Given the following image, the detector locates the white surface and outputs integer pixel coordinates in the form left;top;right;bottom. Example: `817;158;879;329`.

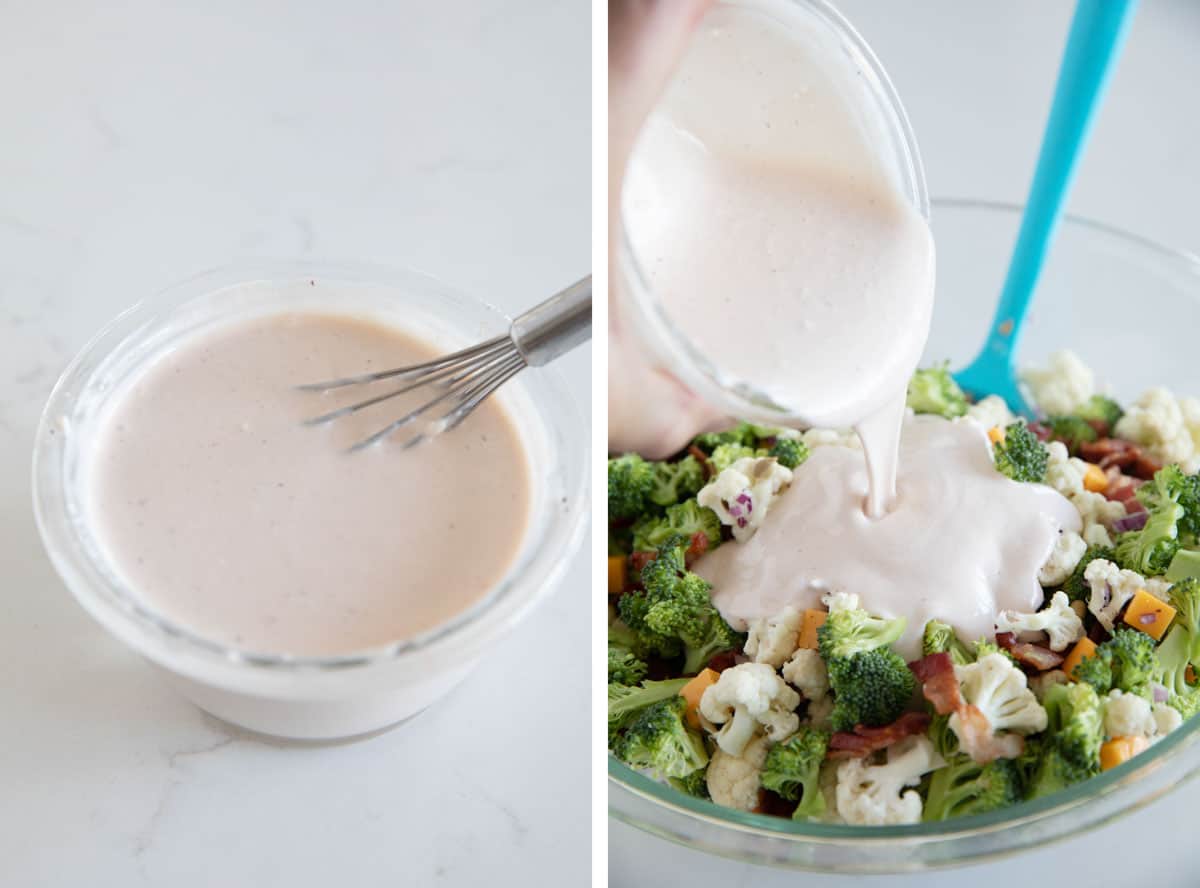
0;2;589;886
611;1;1200;885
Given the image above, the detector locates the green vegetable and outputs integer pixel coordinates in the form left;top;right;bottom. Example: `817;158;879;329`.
1076;394;1124;429
618;536;743;673
1070;627;1156;696
767;437;809;470
760;728;829;819
1063;544;1115;602
614;695;709;780
1045;415;1099;453
708;442;762;474
1114;465;1187;576
923;755;1021;821
608;454;656;521
1168;577;1200;638
825;647;917;732
922;620;973;666
1166;549;1200;583
693;422;761;452
973;637;1016;664
648;456;706;508
817;603;907;661
1024;682;1103;800
992;422;1049;484
669;765;711;799
928;713;960;760
608;677;691;741
632;500;723;553
608;645;649;685
906;364;969;418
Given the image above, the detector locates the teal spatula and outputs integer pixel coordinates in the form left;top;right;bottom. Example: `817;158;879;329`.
953;0;1137;415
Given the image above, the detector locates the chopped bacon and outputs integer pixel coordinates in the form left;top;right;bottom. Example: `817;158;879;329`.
827;712;932;759
1081;438;1162;480
995;632;1064;671
629;532;711;577
1086;418;1112;439
688;445;714;479
705;650;740;673
630;551;656;574
1132;453;1163;480
1104;467;1143;504
909;652;963;715
952;704;1025;762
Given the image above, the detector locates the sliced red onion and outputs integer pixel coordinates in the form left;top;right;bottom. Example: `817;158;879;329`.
1112;511;1149;533
1153;683;1169;703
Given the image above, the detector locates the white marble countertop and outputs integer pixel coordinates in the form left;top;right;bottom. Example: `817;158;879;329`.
0;2;589;886
612;1;1200;885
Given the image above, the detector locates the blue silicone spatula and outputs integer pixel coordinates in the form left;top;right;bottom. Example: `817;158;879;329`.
953;0;1137;415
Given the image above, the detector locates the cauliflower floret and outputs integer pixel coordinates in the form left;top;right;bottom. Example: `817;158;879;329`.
804;694;835;731
995;590;1084;652
801;427;861;450
1021;350;1095;416
1071;490;1126;548
1115;388;1196;467
1045;441;1087;496
964;395;1014;432
698;456;793;543
949;653;1048;761
698;663;801;756
1179;396;1200;468
744;606;804;668
782;648;830;701
1153;702;1184;738
835;736;943;826
1029;669;1069;702
706;734;770;811
1084;558;1171;630
1038;531;1088;588
821;590;860;613
1104;690;1156;739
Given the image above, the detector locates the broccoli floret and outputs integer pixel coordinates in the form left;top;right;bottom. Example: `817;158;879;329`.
608;645;649;685
826;648;917;732
1076;394;1124;429
1063;544;1115;601
608;454;656;521
928;713;960;759
709;442;762;474
817;603;907;661
1114;466;1187;576
760;728;829;819
1152;623;1195;700
618;536;743;673
669;765;711;800
693;422;761;452
648;456;706;508
1025;682;1103;800
767;437;809;470
608;677;692;741
614;695;709;780
631;500;722;553
973;637;1016;664
922;620;974;666
1071;627;1156;696
1045;415;1099;453
906;364;969;418
923;755;1021;821
1169;577;1200;636
992;422;1049;484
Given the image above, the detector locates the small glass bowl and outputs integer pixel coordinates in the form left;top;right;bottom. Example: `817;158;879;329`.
33;260;588;741
609;200;1200;871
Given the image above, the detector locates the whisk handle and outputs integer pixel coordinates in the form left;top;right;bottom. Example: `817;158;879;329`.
510;275;592;367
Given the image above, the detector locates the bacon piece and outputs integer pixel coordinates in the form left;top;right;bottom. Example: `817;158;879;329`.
952;704;1025;762
685;531;709;566
909;652;963;715
629;551;655;574
1132;453;1163;480
995;631;1064;671
827;712;932;759
1086;418;1112;439
705;650;740;673
1081;438;1160;479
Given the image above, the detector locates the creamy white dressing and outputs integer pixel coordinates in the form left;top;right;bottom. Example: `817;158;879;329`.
620;3;1082;644
697;417;1082;658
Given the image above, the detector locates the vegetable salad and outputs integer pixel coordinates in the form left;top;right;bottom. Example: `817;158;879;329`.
608;352;1200;825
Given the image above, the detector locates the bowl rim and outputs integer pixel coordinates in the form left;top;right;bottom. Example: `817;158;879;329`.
31;258;589;679
608;197;1200;852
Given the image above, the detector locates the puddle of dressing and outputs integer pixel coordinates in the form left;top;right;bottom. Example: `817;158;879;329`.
83;311;532;656
623;3;1080;644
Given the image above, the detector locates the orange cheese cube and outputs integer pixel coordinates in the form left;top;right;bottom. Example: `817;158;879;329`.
987;426;1005;445
1100;735;1151;771
608;555;627;595
680;669;720;728
1063;637;1098;679
1082;462;1109;493
1122;588;1176;640
797;609;828;650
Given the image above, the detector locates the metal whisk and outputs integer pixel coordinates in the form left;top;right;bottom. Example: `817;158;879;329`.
300;276;591;451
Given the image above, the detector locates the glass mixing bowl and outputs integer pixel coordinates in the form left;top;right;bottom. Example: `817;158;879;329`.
608;199;1200;871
